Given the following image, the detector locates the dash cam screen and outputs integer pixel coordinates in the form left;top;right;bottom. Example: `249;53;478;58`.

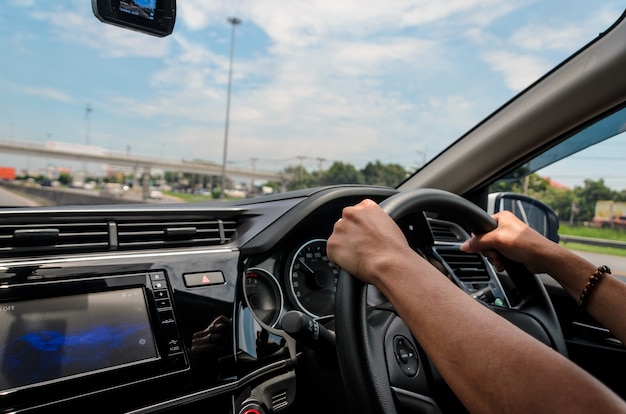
0;288;159;392
119;0;156;21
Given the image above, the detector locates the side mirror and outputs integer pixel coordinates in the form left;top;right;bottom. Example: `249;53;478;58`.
92;0;176;37
488;192;560;243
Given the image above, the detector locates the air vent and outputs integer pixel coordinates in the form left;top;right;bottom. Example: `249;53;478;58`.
429;220;467;243
117;218;238;250
0;221;110;257
436;247;490;282
0;211;241;258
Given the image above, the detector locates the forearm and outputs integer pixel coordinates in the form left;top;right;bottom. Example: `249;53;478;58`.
537;246;626;343
372;253;626;413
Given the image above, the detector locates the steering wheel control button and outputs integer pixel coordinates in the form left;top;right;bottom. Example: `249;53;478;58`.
183;271;225;287
393;335;419;377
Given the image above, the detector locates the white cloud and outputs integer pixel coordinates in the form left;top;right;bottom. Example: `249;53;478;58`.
511;23;588;52
8;0;34;6
401;0;517;27
327;38;435;76
479;7;621;94
511;6;623;53
29;8;171;59
23;87;73;102
483;50;550;92
177;0;516;50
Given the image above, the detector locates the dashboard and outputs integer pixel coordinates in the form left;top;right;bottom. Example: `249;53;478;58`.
0;185;510;413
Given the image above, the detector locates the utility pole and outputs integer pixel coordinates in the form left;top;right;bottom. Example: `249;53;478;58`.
297;155;306;182
220;16;242;198
250;157;257;193
316;157;326;185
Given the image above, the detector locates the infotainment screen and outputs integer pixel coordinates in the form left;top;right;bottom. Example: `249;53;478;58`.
0;287;159;392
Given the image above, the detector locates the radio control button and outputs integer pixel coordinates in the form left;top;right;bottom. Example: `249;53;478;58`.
152;280;166;290
159;309;175;325
150;271;166;281
154;290;169;300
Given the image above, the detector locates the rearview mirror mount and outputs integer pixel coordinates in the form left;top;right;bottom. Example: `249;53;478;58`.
92;0;176;37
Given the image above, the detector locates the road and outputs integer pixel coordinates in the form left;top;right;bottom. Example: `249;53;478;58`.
571;250;626;278
0;186;42;207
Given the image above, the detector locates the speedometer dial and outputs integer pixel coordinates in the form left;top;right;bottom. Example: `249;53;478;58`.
287;239;339;318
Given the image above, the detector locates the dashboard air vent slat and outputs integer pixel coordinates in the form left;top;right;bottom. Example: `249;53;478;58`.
436;247;490;282
429;221;465;243
0;212;240;258
117;218;237;249
0;222;109;257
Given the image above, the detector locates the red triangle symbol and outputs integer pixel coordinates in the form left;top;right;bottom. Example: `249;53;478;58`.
202;275;211;284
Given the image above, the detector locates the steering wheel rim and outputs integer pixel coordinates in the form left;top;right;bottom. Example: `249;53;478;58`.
334;188;567;414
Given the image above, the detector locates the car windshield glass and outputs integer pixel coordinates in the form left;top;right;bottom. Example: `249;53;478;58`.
0;1;623;206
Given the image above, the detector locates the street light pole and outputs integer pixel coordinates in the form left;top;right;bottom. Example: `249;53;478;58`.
220;16;242;198
83;104;93;180
85;104;93;146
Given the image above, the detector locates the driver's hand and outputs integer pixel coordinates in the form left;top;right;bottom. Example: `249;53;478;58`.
327;199;417;285
460;210;556;274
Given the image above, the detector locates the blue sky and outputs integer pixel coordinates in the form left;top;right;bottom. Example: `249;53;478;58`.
0;0;625;189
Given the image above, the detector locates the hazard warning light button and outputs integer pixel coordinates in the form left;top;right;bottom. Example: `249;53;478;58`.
183;271;226;287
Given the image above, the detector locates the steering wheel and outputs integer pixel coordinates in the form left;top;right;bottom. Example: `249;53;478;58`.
334;188;568;414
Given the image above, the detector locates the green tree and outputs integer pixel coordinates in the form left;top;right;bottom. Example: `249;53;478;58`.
284;165;317;190
489;178;524;194
574;179;613;222
541;186;575;222
361;160;407;187
526;174;550;195
58;172;72;186
321;162;363;185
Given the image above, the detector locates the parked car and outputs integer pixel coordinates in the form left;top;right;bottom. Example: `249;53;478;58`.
612;215;626;229
100;182;127;198
0;2;625;413
149;186;163;199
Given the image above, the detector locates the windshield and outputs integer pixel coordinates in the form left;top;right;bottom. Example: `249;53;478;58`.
0;1;623;206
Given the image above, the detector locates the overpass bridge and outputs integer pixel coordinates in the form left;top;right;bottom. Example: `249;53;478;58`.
0;139;288;196
0;140;284;180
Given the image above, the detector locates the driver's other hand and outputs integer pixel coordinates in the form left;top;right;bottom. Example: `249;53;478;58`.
327;199;415;285
460;210;554;274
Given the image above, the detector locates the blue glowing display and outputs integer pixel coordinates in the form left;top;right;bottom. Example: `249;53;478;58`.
0;288;158;391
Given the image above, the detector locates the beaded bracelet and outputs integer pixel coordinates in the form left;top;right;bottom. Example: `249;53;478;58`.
577;265;611;311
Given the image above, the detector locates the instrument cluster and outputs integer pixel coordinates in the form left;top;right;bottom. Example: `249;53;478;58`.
243;238;340;328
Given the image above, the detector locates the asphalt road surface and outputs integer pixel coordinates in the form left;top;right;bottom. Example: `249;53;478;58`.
571;250;626;278
0;186;41;207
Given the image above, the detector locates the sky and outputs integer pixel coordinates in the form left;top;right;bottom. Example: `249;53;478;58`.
0;0;625;190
